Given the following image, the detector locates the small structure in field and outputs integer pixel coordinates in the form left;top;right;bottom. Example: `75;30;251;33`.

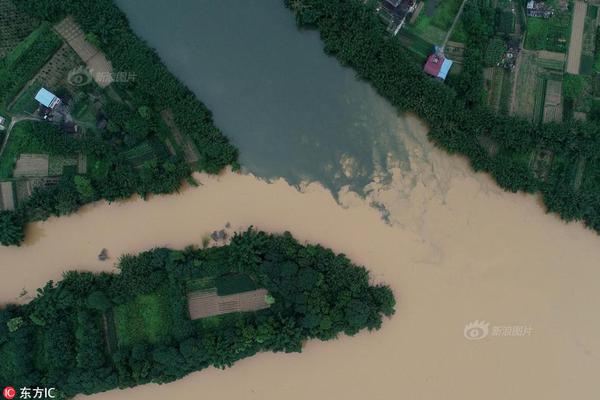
378;0;417;35
526;0;554;18
423;46;453;80
0;116;5;131
35;88;61;110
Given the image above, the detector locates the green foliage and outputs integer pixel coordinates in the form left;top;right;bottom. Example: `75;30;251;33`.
114;290;173;347
73;175;95;202
484;37;507;66
0;22;61;108
283;0;600;233
563;74;585;101
86;291;111;311
7;317;24;332
1;0;241;245
215;273;258;296
0;211;25;246
0;230;394;396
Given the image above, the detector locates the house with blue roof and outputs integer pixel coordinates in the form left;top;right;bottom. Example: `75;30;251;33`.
35;88;61;109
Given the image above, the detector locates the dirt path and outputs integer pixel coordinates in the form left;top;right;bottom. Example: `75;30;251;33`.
442;0;468;48
0;115;41;159
566;1;587;74
509;49;525;115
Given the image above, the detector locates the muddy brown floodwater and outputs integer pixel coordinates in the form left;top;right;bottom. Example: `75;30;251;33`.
1;116;600;399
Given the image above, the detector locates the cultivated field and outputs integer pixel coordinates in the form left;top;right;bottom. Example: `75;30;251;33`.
566;1;587;74
187;288;270;320
54;16;113;87
543;79;563;122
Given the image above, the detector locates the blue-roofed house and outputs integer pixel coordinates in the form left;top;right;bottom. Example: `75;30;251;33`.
35;88;61;109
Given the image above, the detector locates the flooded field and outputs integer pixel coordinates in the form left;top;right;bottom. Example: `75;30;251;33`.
1;116;599;399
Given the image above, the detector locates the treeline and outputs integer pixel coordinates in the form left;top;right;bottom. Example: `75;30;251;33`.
0;229;395;398
285;0;600;234
0;122;191;246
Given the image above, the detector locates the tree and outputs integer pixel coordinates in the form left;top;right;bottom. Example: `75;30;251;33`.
0;211;25;246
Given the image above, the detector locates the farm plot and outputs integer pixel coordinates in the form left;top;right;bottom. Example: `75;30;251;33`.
160;109;200;164
407;0;463;45
543;79;563;122
187;288;270;320
579;5;598;75
54;17;113;88
121;140;168;168
512;50;565;123
525;7;572;53
397;29;434;61
113;289;173;347
35;43;82;89
13;154;49;178
48;155;78;176
566;1;587;73
486;67;512;113
0;181;15;211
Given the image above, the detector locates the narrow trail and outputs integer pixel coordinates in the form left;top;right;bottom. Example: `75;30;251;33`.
442;0;469;49
0;115;42;160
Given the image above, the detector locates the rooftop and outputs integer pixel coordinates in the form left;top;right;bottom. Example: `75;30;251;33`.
35;88;61;109
424;47;454;80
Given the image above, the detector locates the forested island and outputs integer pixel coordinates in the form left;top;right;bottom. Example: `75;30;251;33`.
0;229;395;399
285;0;600;234
0;0;239;246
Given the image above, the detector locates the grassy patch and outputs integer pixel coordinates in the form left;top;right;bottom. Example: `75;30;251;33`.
186;276;216;292
113;289;173;347
7;80;42;114
0;121;47;178
524;19;549;50
397;29;434;61
121;141;158;167
429;0;463;31
524;10;571;52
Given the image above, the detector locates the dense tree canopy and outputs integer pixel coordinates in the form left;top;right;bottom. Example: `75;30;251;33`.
0;229;395;399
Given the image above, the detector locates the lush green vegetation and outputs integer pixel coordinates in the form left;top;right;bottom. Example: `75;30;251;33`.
0;22;61;109
13;0;239;173
523;8;571;53
286;0;600;234
0;0;241;246
0;229;395;398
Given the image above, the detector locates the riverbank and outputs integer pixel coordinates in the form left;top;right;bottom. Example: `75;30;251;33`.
1;116;599;399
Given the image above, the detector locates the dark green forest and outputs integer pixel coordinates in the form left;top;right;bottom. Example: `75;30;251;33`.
285;0;600;234
0;229;395;399
0;0;239;246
